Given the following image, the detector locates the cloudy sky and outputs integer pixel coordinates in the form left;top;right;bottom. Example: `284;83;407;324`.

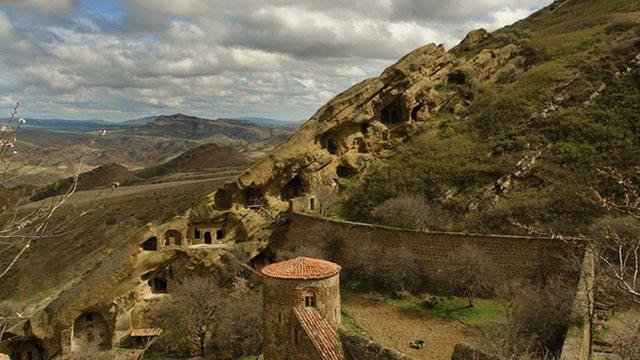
0;0;552;122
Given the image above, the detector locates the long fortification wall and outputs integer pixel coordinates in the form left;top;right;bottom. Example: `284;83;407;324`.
263;212;579;282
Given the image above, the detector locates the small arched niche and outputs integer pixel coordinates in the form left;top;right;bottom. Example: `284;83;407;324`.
72;312;111;352
141;237;158;251
164;230;182;246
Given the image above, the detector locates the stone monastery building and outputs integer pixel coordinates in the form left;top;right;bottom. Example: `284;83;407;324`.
262;257;344;360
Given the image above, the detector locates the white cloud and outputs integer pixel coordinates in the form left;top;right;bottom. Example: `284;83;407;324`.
0;0;553;121
0;11;12;34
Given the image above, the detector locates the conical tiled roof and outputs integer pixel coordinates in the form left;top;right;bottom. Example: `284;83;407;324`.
261;257;341;280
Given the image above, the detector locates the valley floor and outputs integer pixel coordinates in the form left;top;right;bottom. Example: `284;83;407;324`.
342;294;493;360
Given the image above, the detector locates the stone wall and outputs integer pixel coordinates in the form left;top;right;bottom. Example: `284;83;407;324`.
560;249;596;360
339;331;413;360
450;343;499;360
264;212;579;285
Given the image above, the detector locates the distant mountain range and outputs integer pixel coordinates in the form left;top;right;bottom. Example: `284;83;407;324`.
6;113;295;187
1;114;298;133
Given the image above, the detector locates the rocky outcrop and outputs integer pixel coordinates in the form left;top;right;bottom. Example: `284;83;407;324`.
191;33;534;258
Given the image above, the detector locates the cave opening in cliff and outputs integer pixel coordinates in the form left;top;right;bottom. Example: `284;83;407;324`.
320;134;338;155
337;164;357;178
142;237;158;251
360;123;370;134
447;70;467;85
381;102;404;124
245;187;265;206
281;174;306;200
149;277;168;294
216;229;224;240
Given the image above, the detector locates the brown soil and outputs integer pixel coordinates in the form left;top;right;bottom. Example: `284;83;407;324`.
343;296;490;360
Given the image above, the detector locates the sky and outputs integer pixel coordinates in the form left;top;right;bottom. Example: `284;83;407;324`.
0;0;552;122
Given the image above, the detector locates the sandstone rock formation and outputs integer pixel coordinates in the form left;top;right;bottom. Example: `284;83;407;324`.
190;33;534;258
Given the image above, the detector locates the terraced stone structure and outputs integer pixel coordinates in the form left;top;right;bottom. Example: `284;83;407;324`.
262;257;343;360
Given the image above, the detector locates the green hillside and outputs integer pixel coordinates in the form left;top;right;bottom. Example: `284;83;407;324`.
342;0;640;235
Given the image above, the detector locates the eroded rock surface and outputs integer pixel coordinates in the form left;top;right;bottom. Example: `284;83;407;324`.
192;34;534;258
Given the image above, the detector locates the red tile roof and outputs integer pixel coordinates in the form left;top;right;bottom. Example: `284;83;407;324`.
262;257;341;280
131;328;162;337
293;307;344;360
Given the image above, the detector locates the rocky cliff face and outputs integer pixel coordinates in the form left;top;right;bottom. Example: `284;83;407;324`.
188;34;534;256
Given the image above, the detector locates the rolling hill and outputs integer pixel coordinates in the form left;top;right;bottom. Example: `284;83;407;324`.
136;143;249;179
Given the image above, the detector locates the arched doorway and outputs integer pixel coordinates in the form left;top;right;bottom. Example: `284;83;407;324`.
204;231;212;244
72;312;111;352
164;230;182;246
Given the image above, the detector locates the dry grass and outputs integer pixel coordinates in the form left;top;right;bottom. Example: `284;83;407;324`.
0;174;237;309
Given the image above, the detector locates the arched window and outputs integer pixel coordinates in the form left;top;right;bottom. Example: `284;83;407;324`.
303;290;316;308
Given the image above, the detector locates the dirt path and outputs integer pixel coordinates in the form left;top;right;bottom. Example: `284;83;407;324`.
343;296;490;360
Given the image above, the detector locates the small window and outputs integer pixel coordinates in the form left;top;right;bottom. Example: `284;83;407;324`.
216;229;224;240
85;313;94;322
305;295;316;308
204;232;212;244
278;313;282;323
194;228;201;239
309;198;316;211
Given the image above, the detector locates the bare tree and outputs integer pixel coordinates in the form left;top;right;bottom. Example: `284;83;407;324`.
154;276;262;358
0;102;111;281
371;196;444;230
593;169;640;303
160;277;218;356
496;276;575;358
439;244;497;307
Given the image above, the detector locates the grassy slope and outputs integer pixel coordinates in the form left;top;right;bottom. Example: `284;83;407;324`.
342;0;640;235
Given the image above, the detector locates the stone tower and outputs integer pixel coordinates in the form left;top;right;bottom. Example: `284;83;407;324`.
262;257;343;360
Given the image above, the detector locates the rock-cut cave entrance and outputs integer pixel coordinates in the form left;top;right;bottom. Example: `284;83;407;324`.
380;101;404;125
281;174;306;200
142;237;158;251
